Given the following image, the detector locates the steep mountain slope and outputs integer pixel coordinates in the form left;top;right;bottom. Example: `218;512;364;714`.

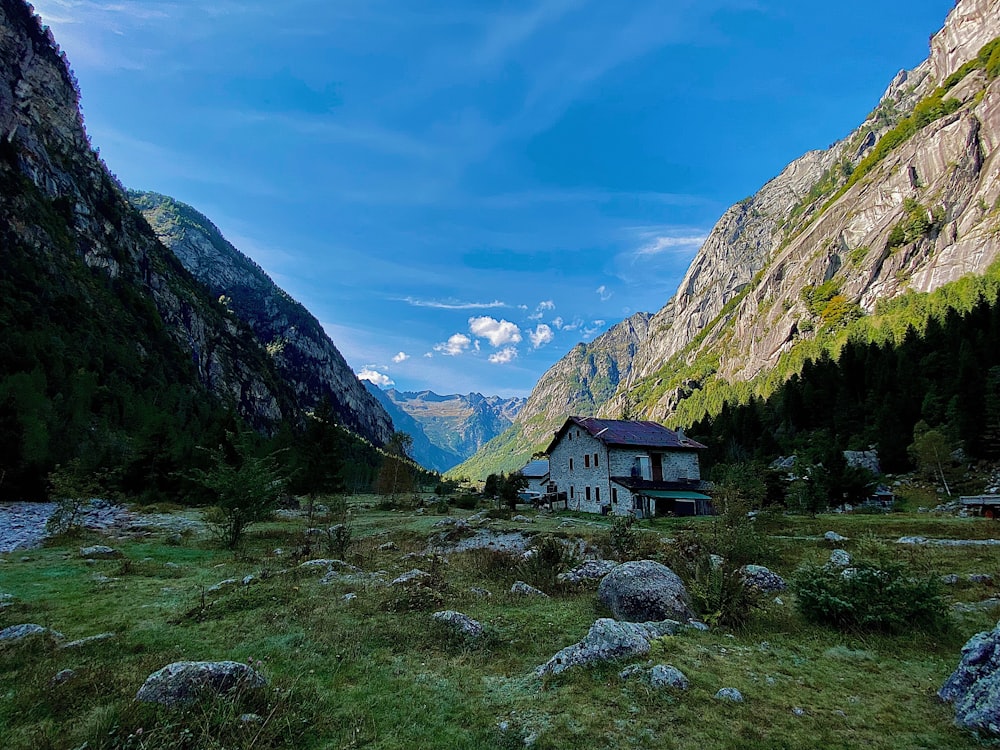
130;192;393;447
459;0;1000;479
362;383;464;472
450;312;650;478
0;0;302;494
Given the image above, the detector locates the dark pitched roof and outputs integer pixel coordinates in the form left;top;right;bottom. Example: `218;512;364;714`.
520;459;550;478
545;416;706;454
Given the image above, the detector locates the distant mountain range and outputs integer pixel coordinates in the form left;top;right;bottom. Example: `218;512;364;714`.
364;385;524;473
455;0;1000;479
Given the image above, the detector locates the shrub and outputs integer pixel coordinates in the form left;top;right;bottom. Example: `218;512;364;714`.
665;532;763;628
452;493;479;510
516;535;580;592
791;561;949;634
602;515;661;562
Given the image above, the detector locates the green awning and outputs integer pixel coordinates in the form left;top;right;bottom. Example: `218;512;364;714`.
640;490;711;501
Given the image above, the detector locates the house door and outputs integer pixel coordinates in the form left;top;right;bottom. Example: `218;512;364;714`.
650;453;663;482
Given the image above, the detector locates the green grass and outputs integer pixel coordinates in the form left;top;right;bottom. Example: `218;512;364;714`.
1;496;998;748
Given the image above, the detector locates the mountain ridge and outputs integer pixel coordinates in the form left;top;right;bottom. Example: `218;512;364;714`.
129;190;394;447
457;0;1000;479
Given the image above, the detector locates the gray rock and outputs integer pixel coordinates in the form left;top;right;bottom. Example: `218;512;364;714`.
650;664;689;690
828;549;851;568
597;560;694;622
969;574;994;585
0;623;63;642
135;661;267;707
537;618;680;676
512;515;533;523
942;574;961;585
206;578;238;593
939;622;1000;736
897;536;928;545
618;664;647;680
298;559;360;573
60;632;116;650
715;687;744;702
342;593;357;603
79;545;122;559
391;569;431;587
740;565;787;593
51;669;76;685
824;531;847;543
378;541;398;551
241;574;255;586
511;581;548;597
557;559;619;586
432;610;484;639
469;586;493;598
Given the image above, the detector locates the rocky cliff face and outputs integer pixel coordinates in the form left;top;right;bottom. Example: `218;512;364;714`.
130;192;394;447
460;0;1000;478
610;0;1000;421
0;0;295;428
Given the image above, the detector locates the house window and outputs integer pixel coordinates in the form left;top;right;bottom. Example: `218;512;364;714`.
569;458;574;471
612;487;618;504
570;486;574;499
584;454;590;468
594;453;599;467
585;486;591;502
595;486;601;503
631;456;652;481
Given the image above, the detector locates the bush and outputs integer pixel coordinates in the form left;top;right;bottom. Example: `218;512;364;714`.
791;561;949;634
665;532;763;628
452;493;480;510
516;535;580;592
602;515;661;561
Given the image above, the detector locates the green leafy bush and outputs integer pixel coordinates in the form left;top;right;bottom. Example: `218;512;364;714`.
791;561;949;633
666;533;763;628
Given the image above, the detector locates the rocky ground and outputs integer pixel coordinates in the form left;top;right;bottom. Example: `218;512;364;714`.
0;501;203;553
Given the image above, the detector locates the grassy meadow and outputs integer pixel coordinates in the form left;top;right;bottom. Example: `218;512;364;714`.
1;496;999;749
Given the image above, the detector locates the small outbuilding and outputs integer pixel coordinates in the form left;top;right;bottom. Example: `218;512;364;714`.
519;459;550;496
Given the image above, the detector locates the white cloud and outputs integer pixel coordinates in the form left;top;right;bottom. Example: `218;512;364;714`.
552;316;564;329
583;320;607;338
433;333;472;356
529;324;554;349
527;311;543;321
561;317;583;331
489;347;519;364
469;316;522;347
596;285;613;302
636;235;708;256
403;297;507;310
357;368;394;387
392;351;409;363
537;300;555;311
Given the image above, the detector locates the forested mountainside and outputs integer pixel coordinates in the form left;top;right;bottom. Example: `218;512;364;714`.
371;389;524;473
0;0;389;499
130;191;394;447
459;0;1000;480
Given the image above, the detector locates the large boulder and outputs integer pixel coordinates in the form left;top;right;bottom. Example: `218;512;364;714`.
741;565;787;593
557;560;619;586
135;661;267;707
0;623;63;642
939;622;1000;736
536;618;680;676
597;560;694;622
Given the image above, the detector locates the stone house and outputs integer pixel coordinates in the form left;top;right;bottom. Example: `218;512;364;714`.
544;416;711;517
519;459;550;495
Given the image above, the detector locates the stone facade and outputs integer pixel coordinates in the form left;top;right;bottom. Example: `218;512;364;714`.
548;423;702;516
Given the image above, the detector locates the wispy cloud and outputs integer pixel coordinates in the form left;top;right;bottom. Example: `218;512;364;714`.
596;285;613;302
392;351;409;363
402;297;508;310
469;316;522;347
636;234;708;256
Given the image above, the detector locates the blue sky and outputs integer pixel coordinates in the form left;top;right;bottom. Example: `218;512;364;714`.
34;0;952;397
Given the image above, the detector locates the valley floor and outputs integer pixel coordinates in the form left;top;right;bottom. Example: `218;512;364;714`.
1;497;998;749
